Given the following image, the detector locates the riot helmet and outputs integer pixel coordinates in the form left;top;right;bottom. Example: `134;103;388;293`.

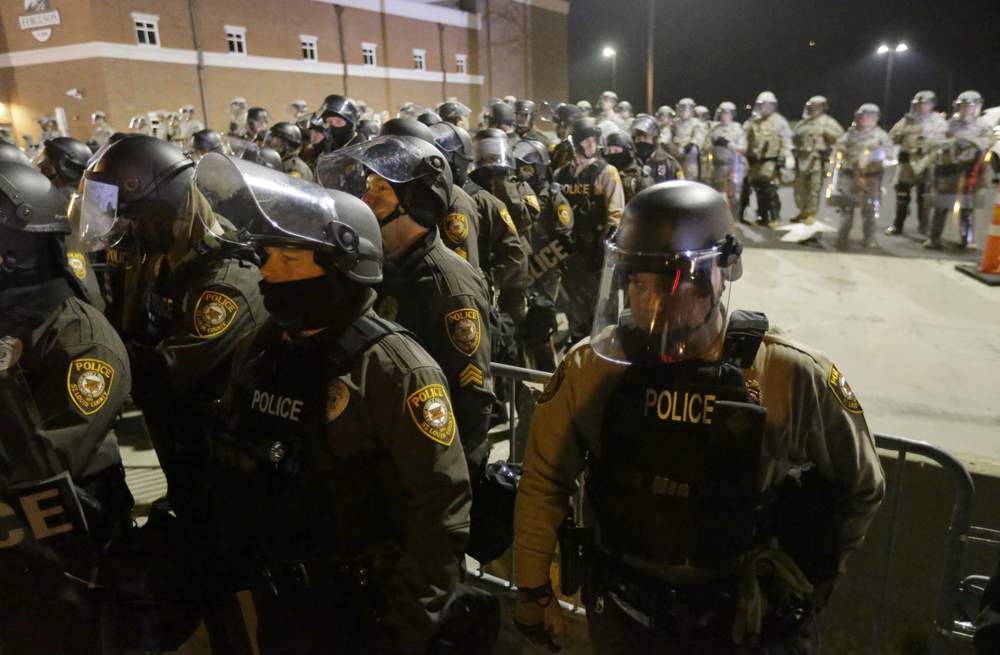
33;137;92;189
195;152;381;284
397;102;421;120
250;146;283;171
604;131;635;171
655;105;675;126
470;128;513;186
438;101;472;127
694;105;710;122
591;180;742;366
316;134;452;229
245;107;271;139
429;122;474;186
754;91;778;116
715;102;737;124
417;110;442;127
379;118;437;144
630;115;661;161
265;122;303;157
804;95;828;118
512;138;550;193
73;135;195;253
514;100;536;130
854;103;880;128
356;119;380;142
570;118;603;158
598;91;619;112
319;95;361;149
616;101;634;119
910;90;936;116
553;103;583;140
955;91;983;120
0;142;32;166
576;100;593;117
488;102;516;132
0;162;76;288
676;98;696;120
190;129;228;161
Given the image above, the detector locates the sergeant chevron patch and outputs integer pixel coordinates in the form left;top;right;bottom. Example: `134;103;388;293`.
458;363;484;388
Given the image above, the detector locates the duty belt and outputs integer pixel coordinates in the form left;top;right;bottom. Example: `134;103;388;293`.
260;545;399;598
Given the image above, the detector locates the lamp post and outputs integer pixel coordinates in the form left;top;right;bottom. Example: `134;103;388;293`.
876;41;908;115
602;46;617;91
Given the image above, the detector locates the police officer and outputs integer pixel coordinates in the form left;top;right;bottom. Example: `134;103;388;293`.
630;114;683;183
616;101;635;130
792;96;845;224
264;121;315;181
193;153;484;654
512;138;574;371
597;91;623;129
886;91;947;236
91;110;116;148
0;141;31;166
704;101;748;219
513;180;885;653
925;91;995;249
418;109;443;127
514;100;551;145
830;104;892;250
488;102;518;139
439;101;471;128
744;91;794;227
605;131;653;202
671;98;707;181
318;135;496;492
655;105;675;148
318;94;363;153
0;162;133;654
190;129;232;161
555;117;625;340
75;135;267;516
551;103;583;172
244;107;271;143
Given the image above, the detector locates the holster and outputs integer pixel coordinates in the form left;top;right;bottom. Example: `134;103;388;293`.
557;515;593;596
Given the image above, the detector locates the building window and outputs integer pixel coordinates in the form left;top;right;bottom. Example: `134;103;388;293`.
300;35;318;61
132;12;160;47
455;53;468;74
361;42;377;67
412;48;426;71
225;25;247;56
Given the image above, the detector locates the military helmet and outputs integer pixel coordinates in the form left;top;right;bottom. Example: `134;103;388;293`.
0;142;32;166
247;107;270;123
489;102;516;128
911;90;936;106
616;100;634;114
805;95;828;110
694;105;710;121
319;95;360;126
755;91;778;105
599;90;619;104
630;114;660;139
570;117;603;153
195;153;382;284
576;100;593;114
229;97;248;110
37;137;92;185
605;131;633;152
715;102;737;120
179;104;196;115
503;95;517;105
92;111;108;122
514;99;536;115
266;122;303;154
676;98;696;110
76;135;195;253
956;90;983;106
591;180;742;365
289;99;309;112
855;103;881;120
429;122;474;185
553;103;583;127
655;105;675;120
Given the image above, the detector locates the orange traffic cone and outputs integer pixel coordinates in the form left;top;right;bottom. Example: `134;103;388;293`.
956;181;1000;285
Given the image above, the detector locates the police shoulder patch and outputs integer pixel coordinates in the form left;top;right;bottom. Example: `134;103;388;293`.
537;358;567;405
445;307;482;356
556;203;572;226
828;364;862;414
454;246;468;260
406;383;456;446
525;193;540;212
66;251;88;280
193;289;239;338
499;207;518;235
444;212;469;244
326;379;350;423
67;357;115;415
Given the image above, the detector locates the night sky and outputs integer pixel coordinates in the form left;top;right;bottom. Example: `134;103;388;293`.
567;0;1000;125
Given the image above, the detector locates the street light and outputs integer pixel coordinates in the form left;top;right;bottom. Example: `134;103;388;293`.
876;41;909;116
602;45;618;91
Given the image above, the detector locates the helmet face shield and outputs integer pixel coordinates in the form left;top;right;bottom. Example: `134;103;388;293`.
70;178;127;252
473;134;512;170
591;243;733;366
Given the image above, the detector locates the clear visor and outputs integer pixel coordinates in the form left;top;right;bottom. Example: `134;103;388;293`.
591;243;733;366
316;135;444;192
195;152;346;250
474;136;512;169
69;178;126;252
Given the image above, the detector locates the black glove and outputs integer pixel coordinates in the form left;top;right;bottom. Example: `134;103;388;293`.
683;143;696;154
713;136;729;147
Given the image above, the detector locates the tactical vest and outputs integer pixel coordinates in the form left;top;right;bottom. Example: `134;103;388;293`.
557;160;608;269
587;311;772;570
206;314;407;570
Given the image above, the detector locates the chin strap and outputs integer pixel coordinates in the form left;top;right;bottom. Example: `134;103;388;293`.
379;204;406;229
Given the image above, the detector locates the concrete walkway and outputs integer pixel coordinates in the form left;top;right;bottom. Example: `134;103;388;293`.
737;247;1000;467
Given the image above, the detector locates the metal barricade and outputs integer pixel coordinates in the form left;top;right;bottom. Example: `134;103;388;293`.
485;365;995;648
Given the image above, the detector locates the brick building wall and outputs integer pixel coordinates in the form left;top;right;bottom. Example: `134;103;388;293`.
0;0;568;145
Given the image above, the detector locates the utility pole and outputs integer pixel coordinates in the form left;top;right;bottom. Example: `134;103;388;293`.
646;0;654;114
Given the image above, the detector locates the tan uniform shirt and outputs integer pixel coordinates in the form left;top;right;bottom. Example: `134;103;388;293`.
514;326;885;589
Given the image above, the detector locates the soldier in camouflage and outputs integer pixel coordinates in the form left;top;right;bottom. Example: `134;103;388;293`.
792;96;844;224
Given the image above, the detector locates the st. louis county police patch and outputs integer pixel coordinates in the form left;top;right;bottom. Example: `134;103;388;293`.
193;290;239;338
406;384;456;446
557;203;572;226
444;213;469;244
66;251;88;280
828;364;863;414
445;308;481;356
67;358;115;415
537;358;567;404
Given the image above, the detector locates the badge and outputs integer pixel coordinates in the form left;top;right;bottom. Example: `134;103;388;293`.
499;207;517;235
66;251;87;280
407;384;456;446
556;203;572;227
193;290;239;338
828;364;862;414
444;212;469;244
458;362;484;388
326;379;350;423
377;296;399;321
289;170;302;178
525;193;540;213
537;358;567;404
454;246;468;260
445;308;482;356
0;336;23;371
67;357;115;415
